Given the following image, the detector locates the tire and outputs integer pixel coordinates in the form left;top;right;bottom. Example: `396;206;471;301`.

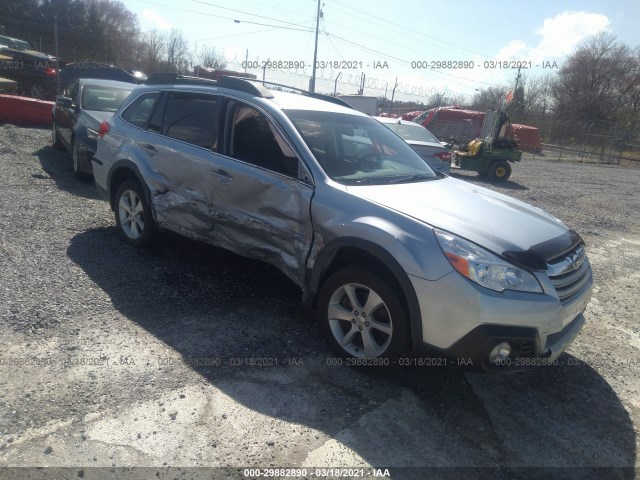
52;118;64;150
71;140;90;181
487;160;512;182
318;266;409;361
114;180;156;247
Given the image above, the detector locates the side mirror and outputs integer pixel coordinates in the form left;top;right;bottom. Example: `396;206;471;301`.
56;96;74;109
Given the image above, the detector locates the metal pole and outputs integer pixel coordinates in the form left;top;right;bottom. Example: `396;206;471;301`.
607;122;618;163
558;123;568;161
310;0;321;93
53;11;61;96
333;72;341;96
390;77;398;104
244;49;248;73
581;123;592;161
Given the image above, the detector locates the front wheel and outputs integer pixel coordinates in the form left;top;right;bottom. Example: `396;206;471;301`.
52;118;64;150
318;266;409;361
71;140;90;180
114;181;156;247
487;160;512;182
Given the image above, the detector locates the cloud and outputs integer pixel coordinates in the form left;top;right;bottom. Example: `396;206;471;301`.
532;11;610;60
496;40;528;60
142;8;173;31
495;11;610;64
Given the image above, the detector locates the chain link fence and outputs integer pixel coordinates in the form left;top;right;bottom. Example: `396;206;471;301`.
511;112;640;165
222;59;640;165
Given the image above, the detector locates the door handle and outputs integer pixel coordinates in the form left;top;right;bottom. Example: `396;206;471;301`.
141;143;158;156
212;168;233;183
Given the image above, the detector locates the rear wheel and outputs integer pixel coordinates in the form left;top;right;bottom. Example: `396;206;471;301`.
318;266;409;362
114;180;156;247
488;160;512;181
30;84;45;100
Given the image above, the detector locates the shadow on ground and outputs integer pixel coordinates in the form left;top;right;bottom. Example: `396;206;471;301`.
36;146;100;200
67;228;636;479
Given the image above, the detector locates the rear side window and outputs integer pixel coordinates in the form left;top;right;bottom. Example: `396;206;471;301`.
121;92;159;128
162;93;217;149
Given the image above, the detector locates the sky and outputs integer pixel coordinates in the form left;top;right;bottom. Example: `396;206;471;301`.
121;0;640;99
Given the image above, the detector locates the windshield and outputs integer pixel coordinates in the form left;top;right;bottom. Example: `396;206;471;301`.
384;122;440;144
285;110;437;185
81;85;133;112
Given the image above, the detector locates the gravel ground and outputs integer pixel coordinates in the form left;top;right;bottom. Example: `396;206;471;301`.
0;124;639;480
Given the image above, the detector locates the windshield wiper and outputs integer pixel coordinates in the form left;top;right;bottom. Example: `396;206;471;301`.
386;174;436;184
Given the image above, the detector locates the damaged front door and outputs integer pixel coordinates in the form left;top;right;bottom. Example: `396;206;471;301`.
207;100;314;286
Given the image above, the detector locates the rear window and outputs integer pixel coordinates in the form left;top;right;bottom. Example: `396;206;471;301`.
384;122;440;144
81;85;133;112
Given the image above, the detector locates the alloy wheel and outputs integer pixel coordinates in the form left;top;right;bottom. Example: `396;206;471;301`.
327;282;393;358
118;190;145;240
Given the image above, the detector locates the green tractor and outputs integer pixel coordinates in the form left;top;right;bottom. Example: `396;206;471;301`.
451;110;522;182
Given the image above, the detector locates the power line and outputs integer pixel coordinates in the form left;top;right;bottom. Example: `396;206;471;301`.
327;32;497;87
329;0;494;60
128;0;315;32
188;0;311;28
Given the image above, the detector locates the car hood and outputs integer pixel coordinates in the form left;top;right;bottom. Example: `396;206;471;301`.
346;176;569;260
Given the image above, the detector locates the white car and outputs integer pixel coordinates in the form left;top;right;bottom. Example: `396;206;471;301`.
375;116;451;174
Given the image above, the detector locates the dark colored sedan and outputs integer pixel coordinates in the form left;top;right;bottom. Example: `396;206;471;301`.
52;78;134;178
0;49;59;99
59;62;147;91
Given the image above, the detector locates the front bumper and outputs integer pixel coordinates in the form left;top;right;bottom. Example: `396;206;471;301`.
409;267;592;371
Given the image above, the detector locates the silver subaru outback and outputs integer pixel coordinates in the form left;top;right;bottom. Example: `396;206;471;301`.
92;75;592;371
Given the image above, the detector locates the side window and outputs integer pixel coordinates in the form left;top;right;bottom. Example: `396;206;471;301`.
162;93;217;149
229;104;298;177
121;92;159;128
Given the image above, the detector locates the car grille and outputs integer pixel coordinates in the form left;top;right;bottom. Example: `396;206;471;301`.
547;244;592;304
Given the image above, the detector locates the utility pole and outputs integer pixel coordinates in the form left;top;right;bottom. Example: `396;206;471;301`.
310;0;321;92
53;10;61;96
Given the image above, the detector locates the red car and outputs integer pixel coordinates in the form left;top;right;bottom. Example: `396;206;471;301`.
401;110;425;121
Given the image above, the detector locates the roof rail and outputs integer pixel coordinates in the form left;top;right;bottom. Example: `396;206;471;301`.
217;76;274;98
143;73;353;108
145;73;217;86
255;80;353;109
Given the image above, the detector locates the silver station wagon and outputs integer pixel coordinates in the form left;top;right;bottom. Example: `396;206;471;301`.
92;75;592;371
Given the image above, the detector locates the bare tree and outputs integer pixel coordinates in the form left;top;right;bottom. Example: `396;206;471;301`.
84;0;140;66
551;32;635;122
165;28;191;73
140;29;165;73
470;85;507;111
197;45;227;69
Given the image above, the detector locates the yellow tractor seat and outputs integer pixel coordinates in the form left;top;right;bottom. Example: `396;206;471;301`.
454;139;484;158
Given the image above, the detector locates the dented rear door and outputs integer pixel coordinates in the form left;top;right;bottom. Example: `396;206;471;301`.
140;91;220;238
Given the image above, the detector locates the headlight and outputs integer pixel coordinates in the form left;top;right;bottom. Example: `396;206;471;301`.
86;126;99;141
434;229;542;293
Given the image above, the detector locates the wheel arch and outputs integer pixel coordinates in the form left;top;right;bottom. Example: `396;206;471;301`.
107;160;152;212
304;237;423;346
